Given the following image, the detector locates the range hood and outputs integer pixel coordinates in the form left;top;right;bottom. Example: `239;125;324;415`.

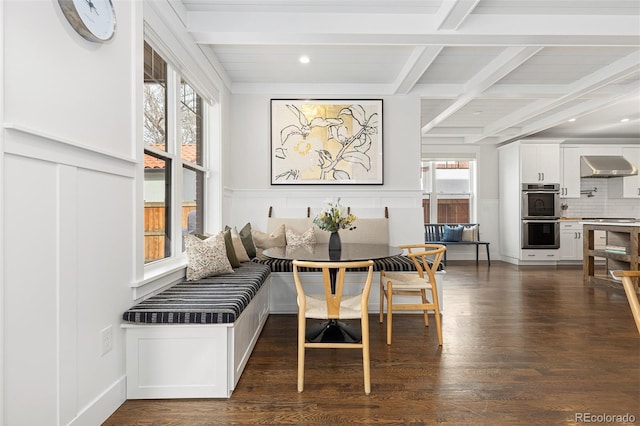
580;155;638;178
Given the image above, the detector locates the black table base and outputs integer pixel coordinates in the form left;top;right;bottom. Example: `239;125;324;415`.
306;319;362;343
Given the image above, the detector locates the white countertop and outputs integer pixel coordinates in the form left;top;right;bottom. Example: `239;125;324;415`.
580;221;640;227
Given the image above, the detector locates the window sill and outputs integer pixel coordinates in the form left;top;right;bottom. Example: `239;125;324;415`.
131;255;187;301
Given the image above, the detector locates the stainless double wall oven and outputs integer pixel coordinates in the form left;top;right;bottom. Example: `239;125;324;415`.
521;183;560;249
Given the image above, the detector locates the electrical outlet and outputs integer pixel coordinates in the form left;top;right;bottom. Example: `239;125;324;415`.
100;325;113;356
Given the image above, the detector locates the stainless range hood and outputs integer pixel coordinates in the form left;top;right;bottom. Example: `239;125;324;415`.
580;155;638;178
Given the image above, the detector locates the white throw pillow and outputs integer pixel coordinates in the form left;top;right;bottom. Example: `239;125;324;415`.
184;233;234;281
461;225;479;242
286;227;316;246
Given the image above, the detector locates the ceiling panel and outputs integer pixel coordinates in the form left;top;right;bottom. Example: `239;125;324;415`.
437;99;535;127
498;47;640;85
417;47;506;84
211;45;414;84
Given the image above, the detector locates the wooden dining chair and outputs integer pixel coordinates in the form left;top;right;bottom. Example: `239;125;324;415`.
379;244;446;346
292;259;375;394
613;271;640;335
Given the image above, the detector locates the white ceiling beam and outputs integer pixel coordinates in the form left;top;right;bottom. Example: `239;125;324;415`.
421;46;543;133
436;0;481;30
393;46;443;94
186;11;640;45
411;84;465;97
393;0;479;94
190;32;639;46
415;83;634;99
425;127;485;135
465;52;640;143
229;82;395;95
490;93;636;145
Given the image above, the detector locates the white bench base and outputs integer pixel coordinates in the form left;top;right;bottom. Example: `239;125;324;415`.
122;278;270;399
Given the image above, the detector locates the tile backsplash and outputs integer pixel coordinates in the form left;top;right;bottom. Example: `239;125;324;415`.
560;179;640;219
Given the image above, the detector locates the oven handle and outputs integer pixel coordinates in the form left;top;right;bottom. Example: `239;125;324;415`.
522;190;560;194
522;220;559;224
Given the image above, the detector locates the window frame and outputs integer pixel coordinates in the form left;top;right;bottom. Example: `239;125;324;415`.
141;41;211;274
422;159;477;224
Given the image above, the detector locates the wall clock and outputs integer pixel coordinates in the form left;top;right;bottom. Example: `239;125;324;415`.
58;0;116;43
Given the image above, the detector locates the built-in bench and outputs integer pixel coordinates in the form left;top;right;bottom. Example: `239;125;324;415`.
122;261;271;399
424;223;490;266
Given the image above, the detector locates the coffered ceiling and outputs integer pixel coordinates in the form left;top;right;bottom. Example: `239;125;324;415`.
172;0;640;145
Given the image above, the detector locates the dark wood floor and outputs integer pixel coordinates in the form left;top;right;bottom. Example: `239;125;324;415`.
105;262;640;425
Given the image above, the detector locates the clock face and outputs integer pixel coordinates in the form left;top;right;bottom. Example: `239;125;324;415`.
59;0;116;43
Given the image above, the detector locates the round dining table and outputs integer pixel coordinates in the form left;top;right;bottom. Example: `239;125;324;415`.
262;243;403;343
262;243;402;263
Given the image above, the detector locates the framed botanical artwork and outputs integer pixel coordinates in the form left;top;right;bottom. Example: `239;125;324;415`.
270;99;383;185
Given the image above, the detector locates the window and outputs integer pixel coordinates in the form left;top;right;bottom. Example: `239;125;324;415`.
422;160;476;224
143;42;207;264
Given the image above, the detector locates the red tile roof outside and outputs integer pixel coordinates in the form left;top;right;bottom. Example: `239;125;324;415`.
145;144;197;169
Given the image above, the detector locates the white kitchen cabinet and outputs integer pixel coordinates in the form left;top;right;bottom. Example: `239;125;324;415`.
521;249;559;261
560;147;582;198
499;141;562;265
521;144;560;184
559;221;582;261
610;147;640;198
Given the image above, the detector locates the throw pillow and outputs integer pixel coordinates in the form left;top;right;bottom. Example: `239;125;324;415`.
184;233;234;281
252;224;286;259
223;228;241;268
239;222;257;258
461;225;479;242
252;224;286;249
442;225;464;242
286;227;316;246
231;227;251;262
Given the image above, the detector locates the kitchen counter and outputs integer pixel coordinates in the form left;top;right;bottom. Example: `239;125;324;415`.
581;221;640;226
582;223;639;293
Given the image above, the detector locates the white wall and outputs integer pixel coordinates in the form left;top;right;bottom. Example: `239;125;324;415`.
224;94;426;246
1;1;138;424
2;1;225;423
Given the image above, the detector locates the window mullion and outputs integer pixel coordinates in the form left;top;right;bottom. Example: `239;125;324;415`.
166;66;183;257
429;162;438;222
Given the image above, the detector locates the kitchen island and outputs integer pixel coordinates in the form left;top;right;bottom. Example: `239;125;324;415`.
582;221;640;292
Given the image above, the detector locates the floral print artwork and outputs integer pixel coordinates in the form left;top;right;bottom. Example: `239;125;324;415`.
271;99;383;184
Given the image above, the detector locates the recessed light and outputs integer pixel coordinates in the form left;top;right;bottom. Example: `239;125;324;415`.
568;118;576;122
620;118;630;123
299;55;310;64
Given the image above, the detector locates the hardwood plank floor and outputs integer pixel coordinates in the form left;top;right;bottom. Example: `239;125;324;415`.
105;262;640;425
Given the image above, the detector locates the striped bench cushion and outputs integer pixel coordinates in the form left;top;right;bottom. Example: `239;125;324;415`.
122;262;271;324
252;254;438;273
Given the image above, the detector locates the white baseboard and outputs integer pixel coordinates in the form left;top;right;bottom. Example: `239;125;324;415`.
67;375;126;426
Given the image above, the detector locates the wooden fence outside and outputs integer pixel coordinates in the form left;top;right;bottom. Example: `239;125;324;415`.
145;203;196;263
423;198;470;224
